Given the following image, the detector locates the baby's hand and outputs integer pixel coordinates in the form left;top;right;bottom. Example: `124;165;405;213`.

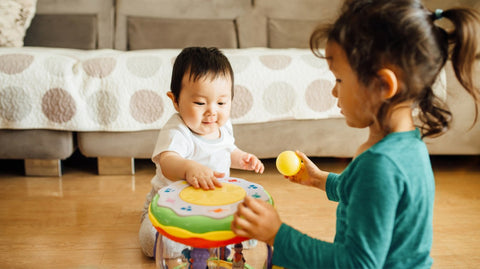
185;161;224;190
241;153;265;174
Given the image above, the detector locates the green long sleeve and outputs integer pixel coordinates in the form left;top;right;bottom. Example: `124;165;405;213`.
272;129;434;269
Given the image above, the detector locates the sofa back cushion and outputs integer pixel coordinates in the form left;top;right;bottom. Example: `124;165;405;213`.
115;0;252;50
23;0;114;49
24;14;97;49
267;19;319;48
127;17;237;50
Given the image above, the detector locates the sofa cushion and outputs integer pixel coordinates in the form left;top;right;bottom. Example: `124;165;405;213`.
0;0;36;47
268;18;319;48
127;17;238;50
78;130;158;158
0;129;74;159
24;14;97;49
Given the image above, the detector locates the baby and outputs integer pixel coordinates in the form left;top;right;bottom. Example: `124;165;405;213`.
139;47;264;258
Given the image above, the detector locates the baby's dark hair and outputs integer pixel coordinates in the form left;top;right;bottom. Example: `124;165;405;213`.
170;47;234;101
310;0;480;138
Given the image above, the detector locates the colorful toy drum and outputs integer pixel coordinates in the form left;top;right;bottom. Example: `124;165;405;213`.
149;177;274;269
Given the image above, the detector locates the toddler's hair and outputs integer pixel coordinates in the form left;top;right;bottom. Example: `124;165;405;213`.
170;47;234;101
310;0;480;137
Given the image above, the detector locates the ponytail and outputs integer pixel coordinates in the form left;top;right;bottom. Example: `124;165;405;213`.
441;8;480;122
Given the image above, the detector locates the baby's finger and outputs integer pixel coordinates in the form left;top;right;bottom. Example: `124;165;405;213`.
253;163;261;173
197;178;212;190
189;177;200;189
213;171;225;179
211;176;223;188
257;163;265;174
208;176;221;189
243;154;252;163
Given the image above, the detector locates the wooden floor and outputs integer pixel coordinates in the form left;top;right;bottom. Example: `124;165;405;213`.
0;153;479;268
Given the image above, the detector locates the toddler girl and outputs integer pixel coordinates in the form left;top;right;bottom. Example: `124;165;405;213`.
232;0;480;268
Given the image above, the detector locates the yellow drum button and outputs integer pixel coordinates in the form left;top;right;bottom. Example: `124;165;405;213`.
179;183;246;206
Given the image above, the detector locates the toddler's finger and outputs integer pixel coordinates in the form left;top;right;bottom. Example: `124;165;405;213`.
243;196;268;215
295;150;307;162
231;217;251;238
296;150;314;167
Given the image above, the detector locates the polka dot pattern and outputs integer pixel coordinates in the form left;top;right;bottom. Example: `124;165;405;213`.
263;82;296;115
8;48;441;131
87;90;119;125
41;88;76;123
301;54;328;69
305;79;336;112
231;85;253;119
0;86;32;121
0;54;34;74
259;55;292;70
130;90;164;124
82;57;116;78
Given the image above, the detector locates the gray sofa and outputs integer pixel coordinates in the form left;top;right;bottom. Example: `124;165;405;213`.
1;0;479;176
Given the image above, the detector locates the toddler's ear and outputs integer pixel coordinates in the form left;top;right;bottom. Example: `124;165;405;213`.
377;68;398;99
167;92;180;112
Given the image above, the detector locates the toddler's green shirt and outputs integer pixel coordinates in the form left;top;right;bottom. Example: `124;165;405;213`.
273;129;434;268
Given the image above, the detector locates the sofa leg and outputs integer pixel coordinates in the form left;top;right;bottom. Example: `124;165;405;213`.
24;159;62;177
97;157;135;175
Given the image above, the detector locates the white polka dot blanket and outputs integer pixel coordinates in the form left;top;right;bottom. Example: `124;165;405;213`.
0;47;445;131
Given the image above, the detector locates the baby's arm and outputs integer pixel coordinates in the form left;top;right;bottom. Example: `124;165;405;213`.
158;151;224;190
230;148;264;174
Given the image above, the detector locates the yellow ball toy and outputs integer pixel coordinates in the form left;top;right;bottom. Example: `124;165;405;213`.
276;150;302;176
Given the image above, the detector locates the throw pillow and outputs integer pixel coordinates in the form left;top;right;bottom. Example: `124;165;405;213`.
0;0;37;47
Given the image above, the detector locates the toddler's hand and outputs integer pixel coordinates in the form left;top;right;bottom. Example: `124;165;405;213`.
241;153;265;174
185;161;224;190
285;151;316;186
231;196;281;246
285;151;329;191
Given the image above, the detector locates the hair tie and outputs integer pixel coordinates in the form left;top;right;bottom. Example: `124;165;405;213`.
433;9;444;20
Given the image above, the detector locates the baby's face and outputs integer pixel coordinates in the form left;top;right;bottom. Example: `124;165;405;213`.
174;73;232;139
